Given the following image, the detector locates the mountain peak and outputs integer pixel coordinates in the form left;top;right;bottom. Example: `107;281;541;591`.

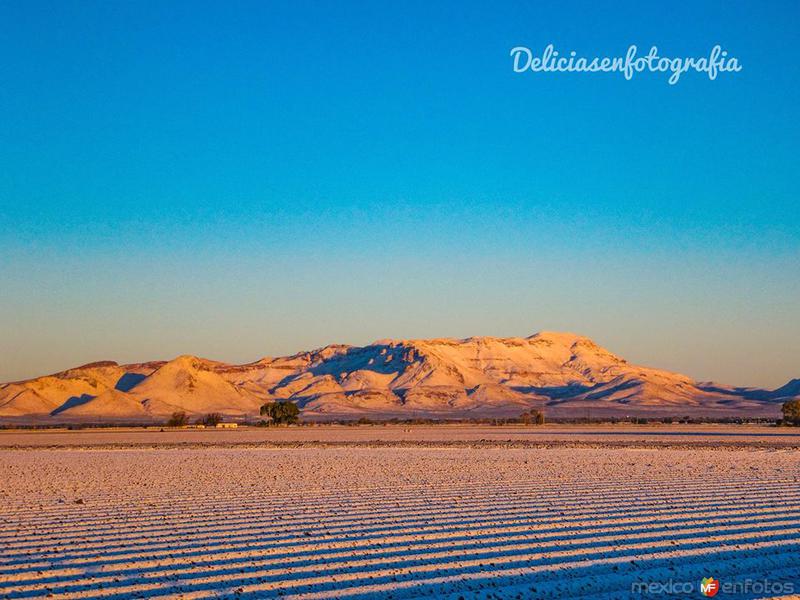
527;331;593;346
160;355;215;372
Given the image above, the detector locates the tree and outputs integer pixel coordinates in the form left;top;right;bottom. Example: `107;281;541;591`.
260;401;300;425
520;409;545;425
782;399;800;425
201;413;223;427
167;411;188;427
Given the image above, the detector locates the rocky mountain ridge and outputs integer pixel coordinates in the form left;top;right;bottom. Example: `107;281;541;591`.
1;332;794;421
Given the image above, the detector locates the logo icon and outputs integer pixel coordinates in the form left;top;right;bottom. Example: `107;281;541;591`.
700;577;720;597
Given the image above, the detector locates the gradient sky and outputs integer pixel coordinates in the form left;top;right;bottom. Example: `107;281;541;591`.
1;0;798;387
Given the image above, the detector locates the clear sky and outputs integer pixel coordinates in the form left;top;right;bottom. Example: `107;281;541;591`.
1;0;798;387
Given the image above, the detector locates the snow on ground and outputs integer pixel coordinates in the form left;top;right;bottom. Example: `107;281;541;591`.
0;437;799;599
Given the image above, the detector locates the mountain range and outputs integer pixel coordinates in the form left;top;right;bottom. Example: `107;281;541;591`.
1;332;795;422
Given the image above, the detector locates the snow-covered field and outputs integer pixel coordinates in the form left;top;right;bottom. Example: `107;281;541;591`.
1;435;799;599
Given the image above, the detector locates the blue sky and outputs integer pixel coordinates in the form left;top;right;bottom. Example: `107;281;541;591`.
1;0;798;386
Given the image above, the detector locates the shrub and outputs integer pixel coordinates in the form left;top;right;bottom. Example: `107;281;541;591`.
167;411;188;427
782;399;800;426
260;401;299;425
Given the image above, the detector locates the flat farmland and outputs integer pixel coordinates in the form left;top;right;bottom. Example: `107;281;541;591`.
1;428;799;599
2;424;800;449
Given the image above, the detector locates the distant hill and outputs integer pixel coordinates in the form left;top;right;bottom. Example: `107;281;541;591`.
1;332;794;422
